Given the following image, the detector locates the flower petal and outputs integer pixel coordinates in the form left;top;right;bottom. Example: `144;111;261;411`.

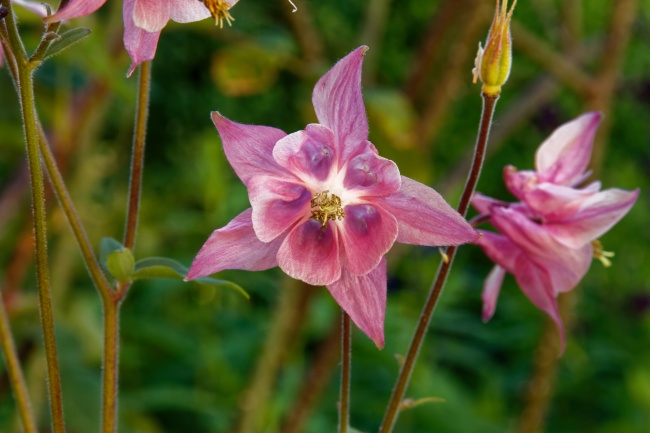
327;258;387;348
123;0;161;77
133;0;170;32
248;176;312;243
211;112;287;187
379;177;478;246
186;208;282;280
14;0;49;17
312;46;369;163
339;204;397;276
471;192;508;215
535;112;602;186
343;150;401;197
482;265;506;322
272;124;337;184
169;0;212;23
543;187;639;248
277;220;341;286
44;0;106;22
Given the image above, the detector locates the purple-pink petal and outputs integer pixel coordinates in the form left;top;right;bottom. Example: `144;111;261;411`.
277;220;342;286
211;112;287;187
169;0;213;23
248;176;311;243
482;265;506;322
339;204;398;276
185;208;283;280
312;46;369;163
327;258;387;348
343;150;401;197
133;0;170;32
535;112;602;186
379;177;478;246
272;124;337;183
123;0;161;77
44;0;106;23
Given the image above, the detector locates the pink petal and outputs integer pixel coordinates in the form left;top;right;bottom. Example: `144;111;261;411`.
338;204;397;276
277;220;341;286
186;208;283;280
512;258;566;353
327;258;387;348
272;124;337;184
535;112;602;186
476;231;521;274
169;0;212;23
343;149;401;197
44;0;106;22
211;112;287;187
379;177;478;246
521;181;600;219
133;0;170;32
14;0;48;17
0;44;4;69
123;0;161;77
312;46;369;163
471;193;508;215
503;166;537;201
544;187;639;249
482;265;506;322
248;176;312;243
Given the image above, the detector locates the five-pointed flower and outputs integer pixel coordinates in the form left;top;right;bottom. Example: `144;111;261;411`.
45;0;239;76
473;112;639;352
186;46;478;348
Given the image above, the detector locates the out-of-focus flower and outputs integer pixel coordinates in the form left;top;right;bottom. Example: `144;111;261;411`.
472;0;517;97
186;47;478;348
44;0;239;76
472;113;639;352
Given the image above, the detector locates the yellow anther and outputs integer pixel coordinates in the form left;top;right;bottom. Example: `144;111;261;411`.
438;247;450;264
201;0;235;28
310;190;345;228
592;239;615;268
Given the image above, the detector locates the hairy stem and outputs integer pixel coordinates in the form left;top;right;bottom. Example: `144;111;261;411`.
339;312;352;433
123;60;151;251
101;298;120;433
0;291;39;433
378;94;498;433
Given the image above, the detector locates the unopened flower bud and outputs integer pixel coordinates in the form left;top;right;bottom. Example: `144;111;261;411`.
472;0;517;97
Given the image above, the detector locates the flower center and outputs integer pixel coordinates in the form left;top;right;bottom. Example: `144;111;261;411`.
310;190;345;228
592;239;615;267
201;0;235;28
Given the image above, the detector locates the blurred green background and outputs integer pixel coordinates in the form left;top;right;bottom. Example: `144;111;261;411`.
1;0;649;432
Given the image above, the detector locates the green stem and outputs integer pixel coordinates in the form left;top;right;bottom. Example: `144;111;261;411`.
16;46;67;433
123;60;151;251
101;298;120;433
378;94;498;433
339;312;351;433
37;125;114;302
0;291;39;433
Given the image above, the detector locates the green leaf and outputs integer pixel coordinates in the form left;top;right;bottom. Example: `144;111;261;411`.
132;257;249;300
43;28;91;60
99;237;126;274
106;248;135;282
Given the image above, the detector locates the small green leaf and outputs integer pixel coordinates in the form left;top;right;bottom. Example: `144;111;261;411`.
106;248;135;282
43;28;91;60
99;237;126;275
132;257;249;300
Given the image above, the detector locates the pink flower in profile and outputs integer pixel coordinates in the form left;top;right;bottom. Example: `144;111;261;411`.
473;112;639;352
45;0;238;76
186;47;478;348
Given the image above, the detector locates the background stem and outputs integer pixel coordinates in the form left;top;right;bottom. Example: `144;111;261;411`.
339;312;351;433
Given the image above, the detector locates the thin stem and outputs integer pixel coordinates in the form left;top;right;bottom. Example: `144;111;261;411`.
16;50;67;433
37;125;114;302
339;312;352;433
378;94;498;433
101;298;120;433
0;291;39;433
123;60;151;251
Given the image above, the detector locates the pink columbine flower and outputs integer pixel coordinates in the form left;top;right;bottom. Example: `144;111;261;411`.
186;47;478;348
473;112;639;352
45;0;238;76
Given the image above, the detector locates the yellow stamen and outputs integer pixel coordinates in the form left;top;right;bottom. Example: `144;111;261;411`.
310;190;345;228
438;247;450;264
592;239;615;268
201;0;235;28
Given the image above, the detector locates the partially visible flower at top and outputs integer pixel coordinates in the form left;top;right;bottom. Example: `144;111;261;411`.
185;47;479;348
44;0;239;76
472;0;517;97
0;0;49;68
472;112;639;353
